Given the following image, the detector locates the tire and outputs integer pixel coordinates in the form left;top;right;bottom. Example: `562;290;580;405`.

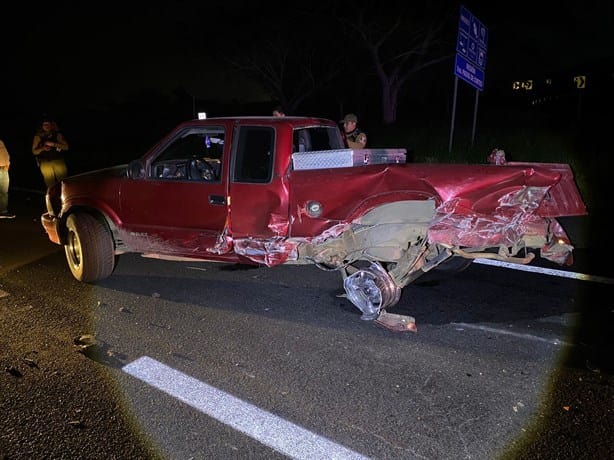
64;213;115;282
434;255;473;273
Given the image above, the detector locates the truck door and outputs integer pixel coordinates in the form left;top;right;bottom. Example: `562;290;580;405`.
228;125;290;240
119;126;229;257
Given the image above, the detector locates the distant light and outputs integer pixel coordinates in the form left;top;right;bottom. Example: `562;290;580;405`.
198;112;207;120
546;78;552;85
512;80;533;91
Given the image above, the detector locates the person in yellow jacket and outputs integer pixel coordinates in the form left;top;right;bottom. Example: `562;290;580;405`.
0;138;14;218
32;116;70;188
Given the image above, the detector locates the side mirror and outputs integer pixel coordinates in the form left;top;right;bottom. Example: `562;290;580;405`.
127;160;145;179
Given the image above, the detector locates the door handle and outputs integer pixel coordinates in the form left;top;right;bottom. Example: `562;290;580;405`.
209;195;226;205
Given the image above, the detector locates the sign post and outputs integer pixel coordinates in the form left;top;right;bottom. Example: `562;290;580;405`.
449;5;488;151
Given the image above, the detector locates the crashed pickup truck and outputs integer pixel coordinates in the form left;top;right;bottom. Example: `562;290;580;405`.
41;116;587;330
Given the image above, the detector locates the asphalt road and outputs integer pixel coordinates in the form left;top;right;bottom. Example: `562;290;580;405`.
1;189;613;459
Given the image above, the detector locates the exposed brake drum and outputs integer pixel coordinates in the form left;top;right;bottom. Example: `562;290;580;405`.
343;262;401;320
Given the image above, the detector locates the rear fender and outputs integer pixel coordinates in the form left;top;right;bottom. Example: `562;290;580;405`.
296;200;435;268
505;162;587;217
345;192;439;223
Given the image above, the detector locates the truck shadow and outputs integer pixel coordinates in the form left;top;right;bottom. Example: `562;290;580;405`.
93;253;593;332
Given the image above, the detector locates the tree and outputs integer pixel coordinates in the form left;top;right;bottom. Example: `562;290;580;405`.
225;38;342;116
336;2;456;124
222;6;344;116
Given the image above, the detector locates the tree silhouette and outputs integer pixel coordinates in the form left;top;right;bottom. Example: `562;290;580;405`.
336;1;456;124
221;3;456;124
225;38;342;116
223;6;343;116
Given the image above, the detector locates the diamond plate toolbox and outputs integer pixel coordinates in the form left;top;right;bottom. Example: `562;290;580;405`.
292;148;407;170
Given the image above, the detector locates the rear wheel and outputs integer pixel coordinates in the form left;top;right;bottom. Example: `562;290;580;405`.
64;213;115;282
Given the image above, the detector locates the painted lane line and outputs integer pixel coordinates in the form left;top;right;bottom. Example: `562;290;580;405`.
451;322;573;346
122;356;368;460
473;258;614;284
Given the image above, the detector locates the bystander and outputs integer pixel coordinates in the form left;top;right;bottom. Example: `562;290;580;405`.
0;138;14;218
32;116;70;189
272;105;286;117
340;113;367;149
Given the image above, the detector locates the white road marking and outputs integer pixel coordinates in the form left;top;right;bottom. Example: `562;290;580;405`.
473;258;614;284
122;356;368;460
451;322;573;346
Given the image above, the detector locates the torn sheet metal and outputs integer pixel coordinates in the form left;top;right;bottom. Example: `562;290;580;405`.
428;186;549;248
427;184;575;264
231;222;351;267
233;237;298;266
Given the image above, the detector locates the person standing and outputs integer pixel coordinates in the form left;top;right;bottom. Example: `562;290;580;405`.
340;113;367;149
0;138;15;218
32;116;70;188
272;105;286;117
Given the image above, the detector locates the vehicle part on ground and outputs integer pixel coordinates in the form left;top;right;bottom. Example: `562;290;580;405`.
374;311;417;332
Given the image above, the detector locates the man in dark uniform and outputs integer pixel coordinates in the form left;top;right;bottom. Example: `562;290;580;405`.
32;116;70;188
340;113;367;149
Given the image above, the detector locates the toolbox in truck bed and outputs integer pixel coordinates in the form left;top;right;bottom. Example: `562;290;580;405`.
292;148;407;170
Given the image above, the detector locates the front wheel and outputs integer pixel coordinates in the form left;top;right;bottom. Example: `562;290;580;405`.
64;213;115;282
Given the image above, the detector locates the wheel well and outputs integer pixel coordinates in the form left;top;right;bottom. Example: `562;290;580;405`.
59;208;115;248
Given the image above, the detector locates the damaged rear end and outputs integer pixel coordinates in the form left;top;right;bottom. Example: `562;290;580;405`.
287;149;587;328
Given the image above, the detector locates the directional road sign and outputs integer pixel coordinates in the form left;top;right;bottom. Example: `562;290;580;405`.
454;5;488;90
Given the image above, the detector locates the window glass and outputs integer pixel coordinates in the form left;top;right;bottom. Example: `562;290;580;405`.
233;127;274;183
151;128;224;181
293;127;345;153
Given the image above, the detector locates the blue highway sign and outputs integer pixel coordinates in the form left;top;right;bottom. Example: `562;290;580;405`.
455;5;488;90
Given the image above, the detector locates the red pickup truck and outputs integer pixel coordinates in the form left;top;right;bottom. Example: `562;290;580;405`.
41;116;587;329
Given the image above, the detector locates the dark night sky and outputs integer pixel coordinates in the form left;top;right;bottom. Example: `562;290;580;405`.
3;2;265;110
471;1;613;79
1;1;612;117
